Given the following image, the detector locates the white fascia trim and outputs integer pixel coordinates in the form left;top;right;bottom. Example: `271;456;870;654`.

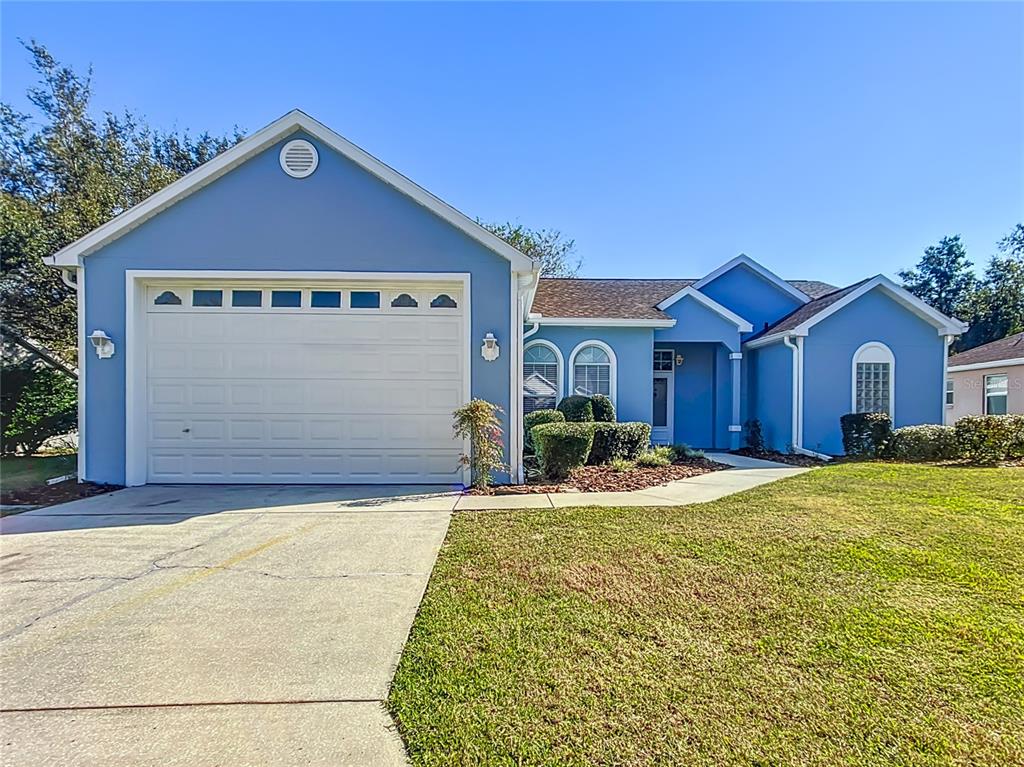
534;317;676;328
568;339;617;408
46;109;536;273
948;357;1024;372
654;286;754;332
691;254;811;305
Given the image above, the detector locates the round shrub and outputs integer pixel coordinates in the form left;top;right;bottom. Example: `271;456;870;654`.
556;395;593;423
532;422;595;480
588;421;652;464
840;412;892;458
887;424;957;461
523;409;565;455
590;394;616;423
954;414;1024;464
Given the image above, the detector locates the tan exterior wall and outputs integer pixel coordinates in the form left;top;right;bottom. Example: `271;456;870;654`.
944;363;1024;424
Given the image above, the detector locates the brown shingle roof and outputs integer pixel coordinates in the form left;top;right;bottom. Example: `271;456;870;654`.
949;331;1024;367
532;277;838;321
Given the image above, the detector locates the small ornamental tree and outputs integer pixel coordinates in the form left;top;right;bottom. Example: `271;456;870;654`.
452;399;507;491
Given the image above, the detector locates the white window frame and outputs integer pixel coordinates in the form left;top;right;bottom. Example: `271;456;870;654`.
945;378;955;408
523;339;563;413
984;373;1009;415
851;341;895;420
568;340;617;407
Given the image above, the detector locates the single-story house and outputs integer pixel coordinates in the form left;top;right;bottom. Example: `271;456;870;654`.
945;331;1023;423
45;110;966;487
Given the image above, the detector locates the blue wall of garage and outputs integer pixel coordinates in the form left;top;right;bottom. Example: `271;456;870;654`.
526;326;654;425
801;288;946;454
81;131;514;485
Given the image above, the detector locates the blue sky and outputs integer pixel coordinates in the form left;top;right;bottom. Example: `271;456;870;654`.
2;2;1021;286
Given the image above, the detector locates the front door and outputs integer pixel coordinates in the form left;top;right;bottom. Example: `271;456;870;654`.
652;372;674;444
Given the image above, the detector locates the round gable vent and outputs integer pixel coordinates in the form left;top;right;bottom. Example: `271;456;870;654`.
279;139;318;178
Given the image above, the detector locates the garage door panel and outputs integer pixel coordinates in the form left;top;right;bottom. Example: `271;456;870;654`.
144;281;467;484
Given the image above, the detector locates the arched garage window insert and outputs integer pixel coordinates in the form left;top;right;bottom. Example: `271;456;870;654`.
569;341;616;405
523;341;562;414
852;341;895;418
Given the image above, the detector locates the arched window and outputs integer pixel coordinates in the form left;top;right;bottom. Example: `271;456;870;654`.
852;342;895;418
570;341;616;404
523;341;562;414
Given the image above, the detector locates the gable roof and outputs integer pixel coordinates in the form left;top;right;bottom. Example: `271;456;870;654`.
745;275;967;347
690;254;812;305
531;277;835;323
948;331;1024;370
45;110;537;272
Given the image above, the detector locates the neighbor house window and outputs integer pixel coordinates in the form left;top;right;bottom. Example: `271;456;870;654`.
946;379;955;407
985;374;1008;415
523;342;561;414
571;342;615;402
852;342;894;417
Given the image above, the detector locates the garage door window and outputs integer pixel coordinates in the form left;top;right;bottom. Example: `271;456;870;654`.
310;290;341;308
231;290;262;307
192;289;222;307
350;291;380;309
271;290;302;308
430;294;457;309
154;291;182;306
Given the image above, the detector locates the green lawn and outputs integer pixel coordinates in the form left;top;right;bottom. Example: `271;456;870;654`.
388;464;1024;767
0;453;77;493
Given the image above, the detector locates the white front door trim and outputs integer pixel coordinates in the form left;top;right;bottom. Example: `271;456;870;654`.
125;270;472;486
652;370;674;444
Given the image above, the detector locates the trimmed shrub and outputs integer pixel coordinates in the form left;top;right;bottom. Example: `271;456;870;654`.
636;446;673;467
557;395;593;423
744;418;765;454
840;412;893;458
588;421;652;464
887;424;957;461
590;394;616;423
954;414;1024;464
671;443;704;460
532;422;595;480
523;409;565;455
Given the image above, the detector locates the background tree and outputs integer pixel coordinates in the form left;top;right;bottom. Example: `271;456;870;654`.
959;224;1024;350
898;235;976;320
481;221;582;277
0;41;243;362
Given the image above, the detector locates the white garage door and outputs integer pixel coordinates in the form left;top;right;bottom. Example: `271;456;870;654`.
142;281;466;484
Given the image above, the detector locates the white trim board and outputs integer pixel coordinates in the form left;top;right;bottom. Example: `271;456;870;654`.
691;254;811;305
948;357;1024;372
47;109;537;274
123;269;473;487
654;286;754;332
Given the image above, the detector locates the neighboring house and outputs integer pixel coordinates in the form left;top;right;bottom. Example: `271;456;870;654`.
945;332;1024;423
45;110;966;487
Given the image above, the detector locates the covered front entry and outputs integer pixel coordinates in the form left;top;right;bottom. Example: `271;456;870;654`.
130;275;469;484
652;342;742;449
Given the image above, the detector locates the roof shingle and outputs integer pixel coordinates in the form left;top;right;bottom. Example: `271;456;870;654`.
949;331;1024;367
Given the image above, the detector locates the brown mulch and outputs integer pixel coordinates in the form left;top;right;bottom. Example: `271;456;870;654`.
466;457;727;495
731;448;827;468
0;480;121;512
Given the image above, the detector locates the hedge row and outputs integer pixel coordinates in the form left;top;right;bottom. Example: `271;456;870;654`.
532;421;651;480
841;412;1023;464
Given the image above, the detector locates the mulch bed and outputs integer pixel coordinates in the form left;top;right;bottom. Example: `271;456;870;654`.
468;457;727;495
731;448;827;468
0;480;121;511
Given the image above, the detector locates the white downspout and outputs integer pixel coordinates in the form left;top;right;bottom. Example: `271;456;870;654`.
784;334;830;461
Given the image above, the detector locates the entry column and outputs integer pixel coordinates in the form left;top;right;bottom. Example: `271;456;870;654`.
729;351;742;449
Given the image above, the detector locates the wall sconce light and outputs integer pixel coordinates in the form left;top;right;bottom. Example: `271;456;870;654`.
89;330;115;359
481;332;500;361
675;354;685;367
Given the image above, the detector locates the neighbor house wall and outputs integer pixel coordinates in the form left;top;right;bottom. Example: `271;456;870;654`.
802;288;945;455
528;326;654;425
945;364;1024;423
81;132;513;485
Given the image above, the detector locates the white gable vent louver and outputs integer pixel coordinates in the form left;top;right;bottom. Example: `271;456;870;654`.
279;139;319;178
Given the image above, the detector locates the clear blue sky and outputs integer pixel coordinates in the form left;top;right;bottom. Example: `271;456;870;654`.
3;2;1022;286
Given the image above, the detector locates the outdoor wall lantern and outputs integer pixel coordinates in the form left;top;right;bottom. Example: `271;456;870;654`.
675;354;685;367
89;330;115;359
481;332;500;362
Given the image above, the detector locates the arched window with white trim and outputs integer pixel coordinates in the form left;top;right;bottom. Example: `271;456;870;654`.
523;341;562;414
852;341;895;418
570;341;616;404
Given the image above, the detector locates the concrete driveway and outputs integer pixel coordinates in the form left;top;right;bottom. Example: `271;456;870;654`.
0;485;455;766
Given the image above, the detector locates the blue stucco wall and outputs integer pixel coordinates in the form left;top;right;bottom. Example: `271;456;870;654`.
527;326;654;424
802;288;945;454
655;295;742;351
82;131;513;484
699;264;803;338
747;342;793;452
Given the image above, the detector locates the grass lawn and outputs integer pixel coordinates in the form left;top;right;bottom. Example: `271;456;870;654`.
0;453;77;493
388;463;1024;767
